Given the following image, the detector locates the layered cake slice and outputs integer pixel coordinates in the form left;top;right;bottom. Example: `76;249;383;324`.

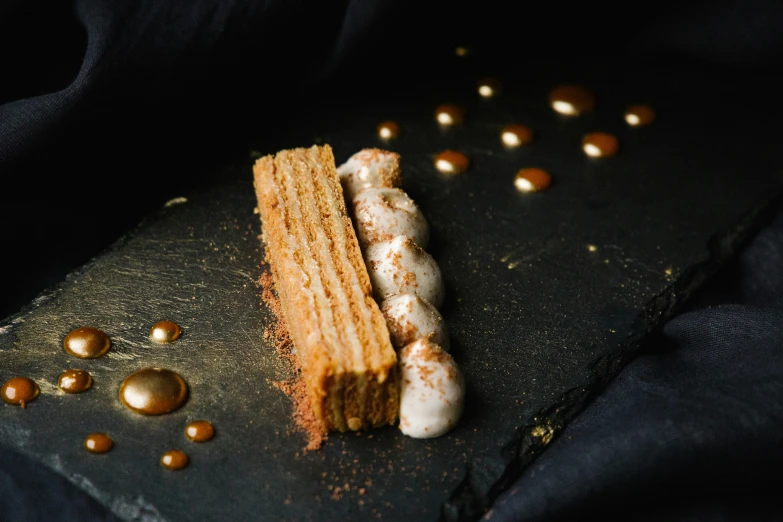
253;145;399;432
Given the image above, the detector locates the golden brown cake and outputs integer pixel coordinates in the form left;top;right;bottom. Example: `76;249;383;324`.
253;145;399;432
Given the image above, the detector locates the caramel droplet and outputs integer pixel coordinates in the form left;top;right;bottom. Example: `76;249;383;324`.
477;77;502;98
549;85;596;116
161;450;189;470
58;369;93;394
377;121;400;141
625;104;655;127
582;132;619;158
84;433;113;453
454;46;470;57
119;368;188;415
1;377;39;407
514;168;552;193
434;151;470;174
501;124;533;147
64;327;111;359
435;104;464;126
185;420;215;442
150;321;182;344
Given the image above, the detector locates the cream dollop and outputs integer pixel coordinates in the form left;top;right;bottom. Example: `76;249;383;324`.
380;294;449;351
398;339;464;438
364;235;445;309
352;187;429;249
336;149;402;201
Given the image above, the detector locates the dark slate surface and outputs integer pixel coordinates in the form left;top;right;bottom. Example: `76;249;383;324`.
1;64;782;521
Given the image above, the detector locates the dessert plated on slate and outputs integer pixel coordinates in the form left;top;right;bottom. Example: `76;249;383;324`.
252;145;465;445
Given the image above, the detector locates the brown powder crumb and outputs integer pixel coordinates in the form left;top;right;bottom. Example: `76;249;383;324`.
261;267;327;451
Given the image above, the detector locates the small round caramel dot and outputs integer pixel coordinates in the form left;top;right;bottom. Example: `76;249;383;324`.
501;124;533;148
377;121;400;141
84;433;113;454
185;420;215;442
161;450;189;470
119;368;188;415
625;104;655;127
549;85;596;116
1;377;39;407
435;104;464;126
64;327;111;359
454;46;470;57
514;168;552;193
582;132;619;158
434;151;470;175
477;77;502;98
58;369;93;394
150;321;182;344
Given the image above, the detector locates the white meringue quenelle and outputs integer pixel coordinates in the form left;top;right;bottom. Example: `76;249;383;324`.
399;338;465;438
352;187;430;249
336;149;403;201
380;294;449;351
364;235;445;309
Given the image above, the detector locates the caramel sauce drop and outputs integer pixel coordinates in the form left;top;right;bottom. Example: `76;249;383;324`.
119;368;188;415
501;124;533;147
582;132;619;158
64;327;111;359
377;121;400;141
434;151;470;174
150;321;182;343
625;105;655;126
161;450;189;470
58;369;93;394
514;168;552;192
549;85;596;116
1;377;39;407
84;433;113;453
185;420;215;442
435;104;464;126
454;46;470;57
477;77;502;98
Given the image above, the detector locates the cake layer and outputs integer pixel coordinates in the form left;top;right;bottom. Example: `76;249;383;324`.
253;145;399;432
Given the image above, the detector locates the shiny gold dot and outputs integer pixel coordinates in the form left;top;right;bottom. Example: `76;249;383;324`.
434;151;470;174
501;124;533;147
477;77;502;98
84;433;113;454
58;369;93;394
150;321;182;344
435;104;464;126
185;420;215;442
625;104;655;127
119;368;188;415
549;85;596;116
587;244;598;252
63;327;111;359
455;46;470;57
1;377;39;407
377;121;400;141
161;450;189;470
582;132;619;158
514;168;551;193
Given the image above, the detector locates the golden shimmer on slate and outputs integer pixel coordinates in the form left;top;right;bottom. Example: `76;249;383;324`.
150;321;182;343
185;420;215;442
435;104;465;126
625;105;655;127
434;150;470;174
63;327;111;359
514;168;552;193
477;77;502;98
549;85;596;116
377;121;400;141
1;377;39;407
58;369;93;393
582;132;619;158
83;433;113;453
161;450;189;470
119;368;188;415
501;124;533;147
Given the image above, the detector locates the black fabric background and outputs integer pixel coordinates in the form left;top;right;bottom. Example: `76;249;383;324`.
2;1;782;520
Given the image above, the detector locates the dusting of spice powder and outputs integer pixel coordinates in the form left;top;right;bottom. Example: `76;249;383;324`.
260;267;327;451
